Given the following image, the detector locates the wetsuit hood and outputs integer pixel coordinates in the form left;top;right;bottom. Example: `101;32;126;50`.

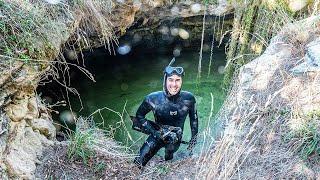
163;58;184;98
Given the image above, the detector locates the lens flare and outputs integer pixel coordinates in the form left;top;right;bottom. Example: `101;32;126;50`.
117;44;131;55
170;27;179;36
59;110;76;125
173;47;181;57
178;28;189;40
218;66;225;74
159;26;169;35
133;33;142;43
121;83;129;91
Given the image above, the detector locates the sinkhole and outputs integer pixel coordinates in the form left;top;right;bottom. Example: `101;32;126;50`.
37;28;228;154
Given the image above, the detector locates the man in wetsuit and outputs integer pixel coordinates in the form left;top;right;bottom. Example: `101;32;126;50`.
133;58;198;167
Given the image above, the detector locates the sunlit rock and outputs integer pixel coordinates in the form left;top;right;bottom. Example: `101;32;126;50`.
178;28;189;40
30;118;56;139
27;97;39;119
5;121;49;179
121;83;129;91
173;47;181;57
59;110;76;125
288;0;308;12
190;3;202;14
6;98;29;122
117;44;131;55
290;38;320;74
65;49;77;61
218;65;225;74
170;27;179;36
171;6;180;15
159;26;169;35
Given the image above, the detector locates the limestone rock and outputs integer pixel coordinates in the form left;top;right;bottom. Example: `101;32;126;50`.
27;97;39;119
0;61;24;87
5;120;53;179
0;111;9;158
30;118;56;139
306;38;320;66
290;38;320;74
5;98;29;122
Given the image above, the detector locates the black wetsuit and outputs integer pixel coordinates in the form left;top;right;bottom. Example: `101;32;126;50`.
134;90;198;166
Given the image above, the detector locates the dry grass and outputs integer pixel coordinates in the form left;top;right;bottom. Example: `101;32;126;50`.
0;0;117;60
195;15;320;179
0;0;120;103
35;116;140;179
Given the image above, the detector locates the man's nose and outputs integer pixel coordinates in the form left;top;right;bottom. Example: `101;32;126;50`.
173;81;177;86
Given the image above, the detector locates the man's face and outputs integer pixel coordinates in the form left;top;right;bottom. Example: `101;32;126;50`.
166;74;182;96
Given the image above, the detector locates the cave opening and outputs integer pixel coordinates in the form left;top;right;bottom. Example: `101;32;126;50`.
37;22;228;152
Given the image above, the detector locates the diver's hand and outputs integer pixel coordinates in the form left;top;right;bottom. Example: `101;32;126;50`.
164;132;178;144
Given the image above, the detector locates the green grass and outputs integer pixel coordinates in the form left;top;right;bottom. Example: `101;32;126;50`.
296;122;320;159
67;127;95;164
285;111;320;159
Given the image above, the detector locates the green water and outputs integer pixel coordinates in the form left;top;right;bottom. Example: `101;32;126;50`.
68;47;226;151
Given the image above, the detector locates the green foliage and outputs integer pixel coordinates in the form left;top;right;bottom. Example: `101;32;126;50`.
67;128;96;165
295;121;320;159
285;111;320;159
